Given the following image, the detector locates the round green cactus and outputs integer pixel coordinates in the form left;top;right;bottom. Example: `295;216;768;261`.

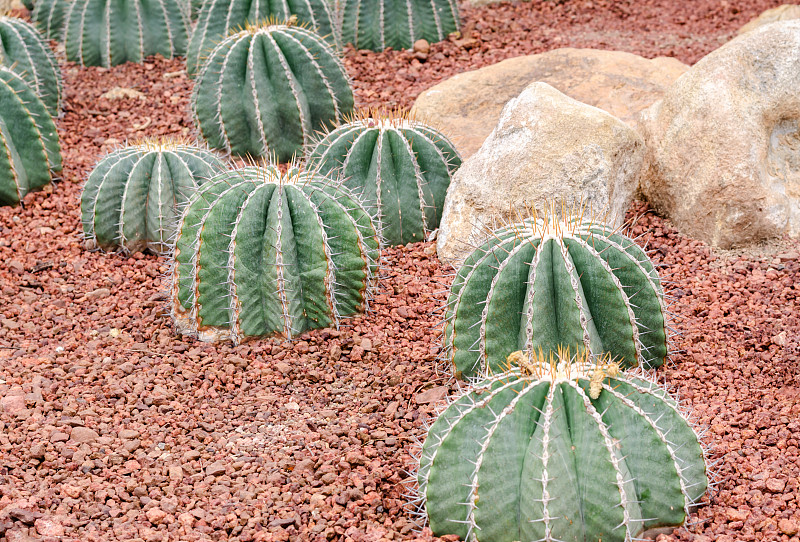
186;0;338;77
192;22;354;163
418;351;708;542
171;165;380;343
0;16;63;116
63;0;190;67
80;139;227;255
0;66;61;207
340;0;460;51
30;0;69;41
307;111;461;246
444;208;669;380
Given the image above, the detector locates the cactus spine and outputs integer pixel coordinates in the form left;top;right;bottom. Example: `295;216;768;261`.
30;0;69;41
192;22;354;163
418;351;708;542
0;16;63;116
80;139;226;255
308;112;461;246
0;66;61;206
63;0;189;67
444;207;669;379
340;0;460;51
186;0;338;77
171;165;380;344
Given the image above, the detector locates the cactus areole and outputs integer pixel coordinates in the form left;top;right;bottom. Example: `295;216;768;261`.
418;352;708;542
340;0;460;51
444;209;669;379
0;66;61;207
171;165;380;344
308;112;462;246
186;0;338;77
191;22;354;163
80;139;227;254
64;0;190;67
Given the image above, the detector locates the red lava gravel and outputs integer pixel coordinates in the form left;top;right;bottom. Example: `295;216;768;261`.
1;1;799;541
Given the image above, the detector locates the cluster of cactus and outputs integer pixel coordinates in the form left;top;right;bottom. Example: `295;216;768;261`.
186;0;338;76
170;165;380;344
63;0;189;67
80;139;227;255
191;21;353;162
0;65;61;207
417;350;708;542
442;205;669;380
307;111;461;246
0;15;62;116
339;0;460;51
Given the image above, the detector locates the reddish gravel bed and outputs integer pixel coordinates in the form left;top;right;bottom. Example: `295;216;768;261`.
1;1;800;541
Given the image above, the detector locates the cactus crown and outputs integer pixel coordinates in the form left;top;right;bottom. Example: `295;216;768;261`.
307;109;461;246
417;349;708;542
171;163;380;344
187;0;339;77
444;202;669;380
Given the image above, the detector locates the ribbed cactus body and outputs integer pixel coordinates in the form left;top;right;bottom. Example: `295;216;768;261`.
192;23;353;163
30;0;69;40
80;141;226;254
340;0;459;51
444;213;668;379
63;0;189;67
418;355;708;542
0;66;61;207
186;0;337;76
308;114;461;246
171;165;380;343
0;16;63;116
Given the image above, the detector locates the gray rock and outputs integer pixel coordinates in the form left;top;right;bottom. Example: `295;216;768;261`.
639;20;800;249
437;82;645;267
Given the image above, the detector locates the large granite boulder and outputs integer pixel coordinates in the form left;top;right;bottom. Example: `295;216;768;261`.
639;20;800;249
437;82;645;267
411;48;687;158
737;4;800;34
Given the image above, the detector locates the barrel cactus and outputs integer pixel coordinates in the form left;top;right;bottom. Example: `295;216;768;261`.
340;0;459;51
444;209;668;380
80;139;226;255
192;22;353;163
0;15;62;116
186;0;338;76
30;0;68;40
307;112;461;246
171;165;380;343
63;0;189;67
0;66;61;207
418;350;708;542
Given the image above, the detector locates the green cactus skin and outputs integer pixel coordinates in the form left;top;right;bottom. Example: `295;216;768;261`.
191;23;353;163
307;113;461;246
63;0;189;67
186;0;338;77
444;212;669;379
340;0;459;51
0;16;63;116
170;165;380;344
30;0;69;41
0;66;61;207
80;140;227;255
22;0;36;10
418;355;708;542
